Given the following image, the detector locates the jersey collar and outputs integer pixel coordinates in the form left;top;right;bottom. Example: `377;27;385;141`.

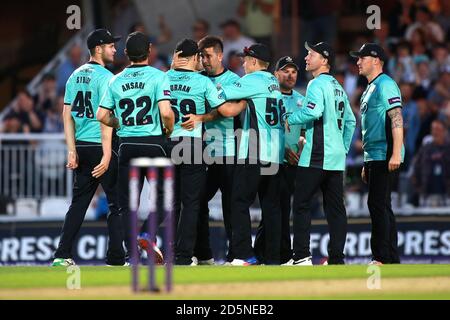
282;90;293;96
208;68;228;78
127;64;148;68
368;72;384;85
87;61;101;66
174;68;194;72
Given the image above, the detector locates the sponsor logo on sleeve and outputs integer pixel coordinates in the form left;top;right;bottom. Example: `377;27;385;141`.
388;97;401;105
164;90;171;96
307;102;316;109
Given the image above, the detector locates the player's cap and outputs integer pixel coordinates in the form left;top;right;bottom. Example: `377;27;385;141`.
175;38;199;58
275;56;299;71
349;43;387;62
87;29;121;49
238;43;271;63
305;41;335;66
126;32;150;59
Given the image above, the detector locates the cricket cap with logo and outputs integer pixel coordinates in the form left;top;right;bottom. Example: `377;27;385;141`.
87;28;121;50
349;43;388;62
237;43;271;63
305;41;335;67
275;56;299;71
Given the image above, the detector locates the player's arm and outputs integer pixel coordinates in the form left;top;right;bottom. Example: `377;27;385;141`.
387;107;404;171
287;83;324;126
62;104;78;170
343;98;356;153
158;100;175;136
92;123;112;178
217;100;247;117
97;107;120;128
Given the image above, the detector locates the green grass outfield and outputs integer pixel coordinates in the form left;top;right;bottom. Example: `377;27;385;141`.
1;264;450;299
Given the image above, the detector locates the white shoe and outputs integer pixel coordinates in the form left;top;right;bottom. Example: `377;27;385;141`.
282;256;313;266
190;257;199;266
198;258;215;265
106;262;130;267
51;258;76;267
230;257;259;266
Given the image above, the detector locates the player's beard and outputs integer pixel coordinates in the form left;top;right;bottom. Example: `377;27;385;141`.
102;52;114;65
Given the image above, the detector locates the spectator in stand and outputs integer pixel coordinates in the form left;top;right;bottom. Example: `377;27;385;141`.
237;0;274;48
56;44;83;95
388;41;416;83
412;119;450;206
405;6;445;45
227;50;245;77
428;66;450;107
35;73;57;114
429;43;450;82
389;0;417;38
414;86;437;153
435;0;450;40
42;96;64;133
400;82;420;168
414;57;432;93
5;91;44;133
0;113;25;134
192;19;210;42
220;19;254;67
409;28;429;57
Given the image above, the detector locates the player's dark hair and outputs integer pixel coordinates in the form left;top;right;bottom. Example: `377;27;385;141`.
198;36;223;53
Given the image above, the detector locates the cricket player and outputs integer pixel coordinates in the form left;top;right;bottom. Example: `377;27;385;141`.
53;29;125;266
178;36;241;265
254;56;305;264
350;43;404;265
166;38;244;265
216;43;285;266
97;31;174;263
285;42;356;265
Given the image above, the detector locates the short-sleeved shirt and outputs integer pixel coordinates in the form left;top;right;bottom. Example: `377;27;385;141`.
166;69;225;139
64;62;113;143
360;73;405;162
288;73;356;171
281;90;305;162
203;69;240;157
220;70;285;164
99;65;171;137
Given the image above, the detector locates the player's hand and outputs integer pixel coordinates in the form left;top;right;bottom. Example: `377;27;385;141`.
298;136;306;149
171;51;188;69
181;114;200;130
285;148;299;166
388;153;401;172
163;127;173;137
66;150;78;170
92;155;110;178
361;167;367;184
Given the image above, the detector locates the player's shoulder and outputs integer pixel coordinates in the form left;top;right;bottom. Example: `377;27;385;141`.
378;73;399;89
224;69;240;81
306;76;323;91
